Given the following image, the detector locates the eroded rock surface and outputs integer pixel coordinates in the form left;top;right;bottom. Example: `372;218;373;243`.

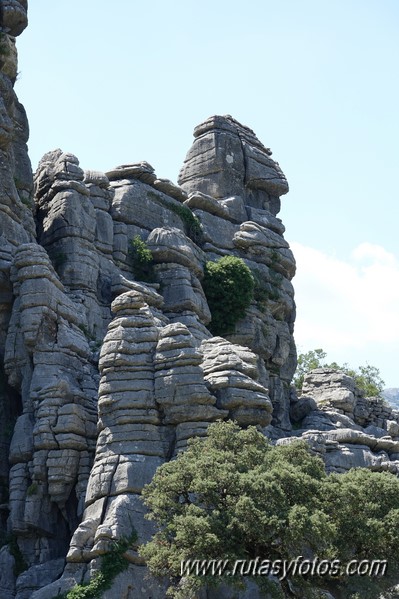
1;106;297;597
283;368;399;475
3;9;398;598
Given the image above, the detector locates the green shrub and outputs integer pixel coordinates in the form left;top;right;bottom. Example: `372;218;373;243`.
27;483;38;496
128;235;155;282
203;256;254;336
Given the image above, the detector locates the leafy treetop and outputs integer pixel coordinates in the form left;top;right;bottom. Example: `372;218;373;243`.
140;420;399;599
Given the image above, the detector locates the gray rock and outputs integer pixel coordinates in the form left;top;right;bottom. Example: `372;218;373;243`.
0;546;15;599
110;178;186;232
184;191;232;220
1;93;302;599
178;115;288;201
245;206;285;235
147;227;205;277
155;263;211;324
1;1;28;36
290;396;317;423
16;559;65;599
201;337;273;427
302;368;357;415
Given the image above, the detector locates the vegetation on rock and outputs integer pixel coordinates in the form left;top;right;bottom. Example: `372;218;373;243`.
128;235;155;282
202;256;254;336
54;531;137;599
0;32;10;57
140;420;399;599
294;348;385;397
169;203;203;245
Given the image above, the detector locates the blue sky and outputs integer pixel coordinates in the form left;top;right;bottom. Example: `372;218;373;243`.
16;1;399;387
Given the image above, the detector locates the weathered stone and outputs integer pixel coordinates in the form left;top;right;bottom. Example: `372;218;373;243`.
1;85;303;599
290;396;317;423
1;1;28;36
184;191;232;220
106;161;156;184
147;227;205;277
110;179;185;232
195;209;239;250
178;115;288;200
201;337;272;427
16;559;65;599
155;263;211;324
245;206;285;235
301;368;357;414
0;546;15;599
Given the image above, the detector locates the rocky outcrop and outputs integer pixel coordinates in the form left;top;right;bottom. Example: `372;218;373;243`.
0;110;295;598
179;115;296;430
1;244;98;598
6;8;399;599
0;22;315;591
34;150;117;339
0;6;37;594
201;337;272;427
282;368;399;475
178;114;288;205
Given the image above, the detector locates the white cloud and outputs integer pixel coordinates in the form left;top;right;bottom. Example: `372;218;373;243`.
290;241;399;386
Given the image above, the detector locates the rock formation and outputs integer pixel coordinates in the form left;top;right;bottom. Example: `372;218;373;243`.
1;5;398;598
23;113;295;597
284;368;399;475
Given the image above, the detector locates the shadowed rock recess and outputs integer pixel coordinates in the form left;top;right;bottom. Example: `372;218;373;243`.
1;6;399;599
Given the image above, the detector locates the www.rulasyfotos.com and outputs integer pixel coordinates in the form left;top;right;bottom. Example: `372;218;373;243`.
180;557;388;581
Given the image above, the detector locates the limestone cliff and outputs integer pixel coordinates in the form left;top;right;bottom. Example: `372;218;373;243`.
0;5;296;593
1;5;399;599
21;117;294;597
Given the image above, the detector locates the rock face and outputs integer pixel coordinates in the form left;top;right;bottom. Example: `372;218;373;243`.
283;368;399;475
3;8;399;599
178;115;288;205
179;115;297;430
1;20;296;593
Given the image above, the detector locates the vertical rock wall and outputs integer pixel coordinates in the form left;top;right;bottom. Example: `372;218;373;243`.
0;4;36;596
5;7;398;599
0;5;298;596
178;115;297;429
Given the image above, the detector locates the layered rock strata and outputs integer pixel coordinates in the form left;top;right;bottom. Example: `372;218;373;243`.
7;8;398;598
283;368;399;474
1;244;98;598
18;116;293;598
178;115;297;430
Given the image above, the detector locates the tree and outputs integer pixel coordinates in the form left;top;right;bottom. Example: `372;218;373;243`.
293;349;385;397
140;421;399;598
294;348;327;391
